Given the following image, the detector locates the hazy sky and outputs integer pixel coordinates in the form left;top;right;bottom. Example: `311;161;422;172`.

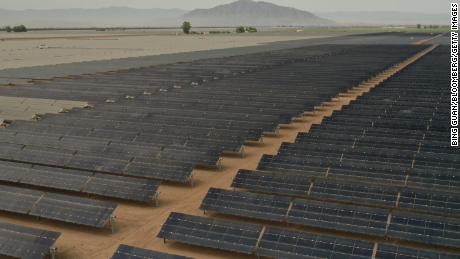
1;0;449;13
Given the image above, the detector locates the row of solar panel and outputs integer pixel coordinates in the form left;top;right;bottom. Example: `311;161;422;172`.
0;221;60;259
277;139;457;165
258;152;459;192
201;188;387;235
201;188;460;249
210;47;459;258
157;212;460;258
0;143;196;182
273;148;458;183
0;184;116;228
8;120;255;150
233;169;460;216
0;161;160;203
0;129;224;168
295;130;449;153
3;44;411;101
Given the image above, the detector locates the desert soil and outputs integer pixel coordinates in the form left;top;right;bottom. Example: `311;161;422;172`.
0;32;330;70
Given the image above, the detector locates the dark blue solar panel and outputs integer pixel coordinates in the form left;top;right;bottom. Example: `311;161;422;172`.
376;244;460;259
111;244;193;259
387;211;460;249
200;188;291;222
0;221;61;259
258;227;374;259
287;199;388;236
158;212;262;254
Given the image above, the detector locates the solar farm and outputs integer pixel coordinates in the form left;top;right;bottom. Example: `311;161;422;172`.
0;32;457;259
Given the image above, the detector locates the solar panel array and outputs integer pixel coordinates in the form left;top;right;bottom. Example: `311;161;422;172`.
0;36;453;257
0;45;424;184
0;221;60;259
0;44;418;242
0;184;116;228
200;188;389;237
111;244;193;259
0;44;425;257
220;46;459;256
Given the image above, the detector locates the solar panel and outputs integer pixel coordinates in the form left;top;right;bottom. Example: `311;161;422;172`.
83;173;160;203
200;188;291;222
231;169;311;197
0;221;61;259
258;227;374;259
0;185;42;214
0;162;160;203
287;199;388;236
158;212;262;254
310;179;399;207
17;166;91;192
0;184;117;229
398;188;460;215
375;244;460;259
111;244;193;259
29;193;117;228
387;211;460;249
124;162;193;183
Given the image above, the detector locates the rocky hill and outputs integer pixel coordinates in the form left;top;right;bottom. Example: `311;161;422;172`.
182;0;334;27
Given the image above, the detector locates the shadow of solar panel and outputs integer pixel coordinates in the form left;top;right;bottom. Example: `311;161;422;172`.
287;199;388;236
258;227;374;259
375;244;460;259
111;244;193;259
398;188;460;215
29;192;117;228
231;169;311;197
310;179;398;207
84;173;160;203
200;188;290;222
0;221;60;259
158;212;262;254
0;185;42;214
387;211;460;249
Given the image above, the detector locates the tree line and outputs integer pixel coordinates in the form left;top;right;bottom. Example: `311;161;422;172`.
181;21;257;34
2;25;28;32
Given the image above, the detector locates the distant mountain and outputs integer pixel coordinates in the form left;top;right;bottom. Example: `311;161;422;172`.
319;11;447;26
0;7;187;27
182;0;334;27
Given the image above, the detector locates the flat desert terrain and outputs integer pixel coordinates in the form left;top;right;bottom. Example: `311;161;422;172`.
0;30;332;69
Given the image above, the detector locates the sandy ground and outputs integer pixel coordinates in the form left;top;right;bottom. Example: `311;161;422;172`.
0;45;436;259
0;31;331;70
